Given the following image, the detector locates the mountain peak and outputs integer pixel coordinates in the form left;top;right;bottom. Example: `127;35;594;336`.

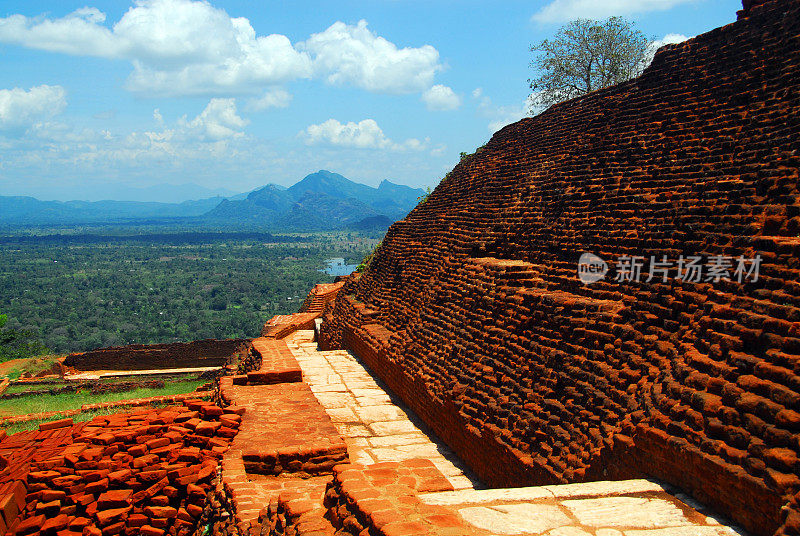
205;170;425;230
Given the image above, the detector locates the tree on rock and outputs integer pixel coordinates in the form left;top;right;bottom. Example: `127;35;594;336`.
528;16;650;112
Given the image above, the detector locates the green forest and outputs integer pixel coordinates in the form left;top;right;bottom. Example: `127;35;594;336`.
0;230;376;354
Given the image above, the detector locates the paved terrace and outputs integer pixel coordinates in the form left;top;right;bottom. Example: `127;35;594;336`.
217;327;748;536
283;329;477;490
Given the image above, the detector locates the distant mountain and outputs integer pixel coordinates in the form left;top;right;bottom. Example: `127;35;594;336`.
203;170;424;230
0;195;222;226
0;171;424;230
4;183;238;203
277;193;380;230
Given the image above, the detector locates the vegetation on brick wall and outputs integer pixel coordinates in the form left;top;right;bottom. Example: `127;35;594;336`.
528;16;650;110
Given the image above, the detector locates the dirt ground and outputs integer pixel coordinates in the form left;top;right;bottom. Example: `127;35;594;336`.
0;358;29;377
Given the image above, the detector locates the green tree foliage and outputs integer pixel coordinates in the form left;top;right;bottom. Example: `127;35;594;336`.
0;312;50;361
416;187;433;206
528;16;650;112
0;232;375;353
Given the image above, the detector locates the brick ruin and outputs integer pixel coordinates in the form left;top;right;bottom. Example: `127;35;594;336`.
63;340;250;372
0;1;797;535
0;278;353;536
0;400;240;536
319;1;800;534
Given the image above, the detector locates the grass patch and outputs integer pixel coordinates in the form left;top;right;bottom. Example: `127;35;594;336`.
0;379;207;417
4;382;61;395
1;397;212;435
3;407;120;435
4;372;205;395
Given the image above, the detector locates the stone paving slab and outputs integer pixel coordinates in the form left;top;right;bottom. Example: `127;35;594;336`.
419;480;664;505
419;479;747;536
282;331;748;536
283;330;481;491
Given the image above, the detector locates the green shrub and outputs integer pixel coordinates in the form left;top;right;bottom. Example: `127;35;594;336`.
416;186;433;206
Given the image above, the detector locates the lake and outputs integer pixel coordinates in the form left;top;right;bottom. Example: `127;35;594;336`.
321;257;358;276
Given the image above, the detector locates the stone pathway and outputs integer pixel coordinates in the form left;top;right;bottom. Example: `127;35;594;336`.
283;329;480;491
419;480;747;536
219;375;347;534
281;329;749;536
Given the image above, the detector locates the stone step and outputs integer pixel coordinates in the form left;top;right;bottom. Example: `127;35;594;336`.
219;378;349;535
246;338;303;385
245;369;302;385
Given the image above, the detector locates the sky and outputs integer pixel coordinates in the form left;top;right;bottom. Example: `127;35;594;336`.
0;0;741;201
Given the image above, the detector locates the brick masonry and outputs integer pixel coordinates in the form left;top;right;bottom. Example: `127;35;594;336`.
319;2;800;535
0;314;751;535
0;400;237;536
244;339;303;385
64;339;250;371
260;282;345;339
299;282;346;315
218;338;349;535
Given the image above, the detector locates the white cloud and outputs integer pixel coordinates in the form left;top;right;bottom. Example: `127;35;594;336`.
300;118;425;151
0;9;119;57
247;87;292;111
478;94;536;133
72;7;107;24
532;0;696;23
421;85;461;111
650;33;691;50
179;98;248;141
300;20;441;94
0;1;311;96
472;88;483;99
642;33;692;68
430;144;447;157
0;3;445;98
0;85;66;130
301;119;390;149
0;97;274;195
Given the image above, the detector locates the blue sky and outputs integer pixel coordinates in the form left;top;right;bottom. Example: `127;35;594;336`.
0;0;741;201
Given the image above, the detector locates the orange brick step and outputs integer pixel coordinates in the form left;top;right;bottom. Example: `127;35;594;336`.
246;338;302;385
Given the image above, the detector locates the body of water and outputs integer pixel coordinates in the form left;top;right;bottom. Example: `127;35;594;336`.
321;257;358;276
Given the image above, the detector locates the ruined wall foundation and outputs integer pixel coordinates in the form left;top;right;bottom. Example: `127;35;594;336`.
64;339;250;371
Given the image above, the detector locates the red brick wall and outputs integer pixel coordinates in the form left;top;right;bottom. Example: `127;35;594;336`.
320;2;800;534
64;339;250;371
